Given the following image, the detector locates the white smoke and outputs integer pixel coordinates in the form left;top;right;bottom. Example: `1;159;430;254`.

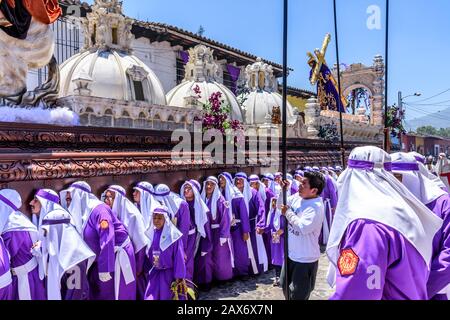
0;105;80;126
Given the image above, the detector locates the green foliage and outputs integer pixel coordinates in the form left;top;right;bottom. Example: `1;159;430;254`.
417;126;450;138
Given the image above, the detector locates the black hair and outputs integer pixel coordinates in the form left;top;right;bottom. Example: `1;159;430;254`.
303;171;325;195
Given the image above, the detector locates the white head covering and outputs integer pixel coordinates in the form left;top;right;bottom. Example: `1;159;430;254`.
409;152;447;190
435;153;450;175
38;208;95;300
152;184;184;220
391;152;447;205
234;172;252;213
266;195;283;232
201;176;223;221
326;146;443;287
59;181;103;234
133;182;159;227
179;180;208;238
261;173;280;195
145;206;183;252
248;174;266;202
218;172;244;220
0;189;36;235
101;185;149;253
34;189;65;228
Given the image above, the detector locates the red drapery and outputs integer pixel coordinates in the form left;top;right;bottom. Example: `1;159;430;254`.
23;0;61;24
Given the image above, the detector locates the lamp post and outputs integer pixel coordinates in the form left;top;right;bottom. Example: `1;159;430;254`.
398;91;421;151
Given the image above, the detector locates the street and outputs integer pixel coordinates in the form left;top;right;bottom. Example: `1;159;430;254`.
198;253;334;300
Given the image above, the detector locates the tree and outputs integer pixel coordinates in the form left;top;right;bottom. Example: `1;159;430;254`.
416;126;450;138
417;126;439;136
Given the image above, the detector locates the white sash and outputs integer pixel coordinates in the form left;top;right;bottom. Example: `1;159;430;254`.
255;234;268;272
11;258;38;300
0;270;12;289
114;237;135;300
322;199;331;245
246;238;258;274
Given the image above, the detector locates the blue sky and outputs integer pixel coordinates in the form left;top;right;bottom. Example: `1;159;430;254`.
87;0;450;124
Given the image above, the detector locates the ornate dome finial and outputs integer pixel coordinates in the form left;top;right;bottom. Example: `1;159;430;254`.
244;58;276;92
82;0;133;53
183;44;220;82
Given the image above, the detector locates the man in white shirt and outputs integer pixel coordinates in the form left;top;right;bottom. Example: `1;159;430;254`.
280;171;325;300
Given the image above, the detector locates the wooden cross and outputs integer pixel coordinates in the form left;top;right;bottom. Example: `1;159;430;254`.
308;33;331;85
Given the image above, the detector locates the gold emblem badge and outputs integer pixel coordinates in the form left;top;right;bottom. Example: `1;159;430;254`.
337;248;359;276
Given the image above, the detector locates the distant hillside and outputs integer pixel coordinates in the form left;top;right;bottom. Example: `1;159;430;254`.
405;107;450;131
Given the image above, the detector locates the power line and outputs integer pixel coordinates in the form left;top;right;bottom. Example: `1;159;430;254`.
412;88;450;103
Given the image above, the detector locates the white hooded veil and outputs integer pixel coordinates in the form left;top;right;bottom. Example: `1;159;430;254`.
133;182;159;227
248;174;267;203
152;184;184;220
145;206;183;252
179;180;208;238
326;146;443;287
101;185;149;253
201;176;222;221
391;152;447;205
36;189;96;300
59;181;103;234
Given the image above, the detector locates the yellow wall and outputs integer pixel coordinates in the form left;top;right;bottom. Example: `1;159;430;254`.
288;95;309;113
415;136;425;153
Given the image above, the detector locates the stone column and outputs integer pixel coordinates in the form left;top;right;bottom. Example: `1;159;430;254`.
304;97;320;138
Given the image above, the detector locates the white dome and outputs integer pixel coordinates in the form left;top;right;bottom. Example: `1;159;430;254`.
59;49;167;105
241;57;297;125
166;80;243;122
166;44;243;122
242;91;297;125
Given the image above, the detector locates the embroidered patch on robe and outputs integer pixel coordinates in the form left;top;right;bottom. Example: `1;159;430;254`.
99;220;109;230
337;248;359;276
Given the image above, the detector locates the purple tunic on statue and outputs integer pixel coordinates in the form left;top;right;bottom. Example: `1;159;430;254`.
206;195;233;281
265;211;285;267
426;194;450;300
331;219;430;300
2;231;46;300
263;188;276;265
194;210;213;285
145;229;186;300
0;237;12;300
228;196;250;277
248;189;266;275
83;203;136;300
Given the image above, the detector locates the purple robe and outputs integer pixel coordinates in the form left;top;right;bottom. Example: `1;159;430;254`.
205;195;233;281
185;200;199;281
145;229;186;300
135;248;148;300
194;210;213;285
60;261;90;300
2;231;46;300
265;212;285;267
426;194;450;300
247;189;266;275
229;196;250;277
83;203;136;300
319;176;338;246
263;188;276;265
290;183;299;195
331;219;430;300
0;237;12;300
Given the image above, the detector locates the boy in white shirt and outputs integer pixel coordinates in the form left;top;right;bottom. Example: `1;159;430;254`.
280;171;325;300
